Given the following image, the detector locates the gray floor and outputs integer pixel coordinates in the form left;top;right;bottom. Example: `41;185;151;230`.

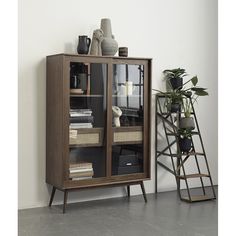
19;188;218;236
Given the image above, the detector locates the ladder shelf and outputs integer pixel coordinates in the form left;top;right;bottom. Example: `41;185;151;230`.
155;93;216;202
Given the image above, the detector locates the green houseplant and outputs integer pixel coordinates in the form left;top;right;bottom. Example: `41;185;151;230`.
163;68;187;90
179;76;209;129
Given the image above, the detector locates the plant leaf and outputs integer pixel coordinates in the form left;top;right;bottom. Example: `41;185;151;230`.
194;90;209;96
191;87;208;91
191;76;198;86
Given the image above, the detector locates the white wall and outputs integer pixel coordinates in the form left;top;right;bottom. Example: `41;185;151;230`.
19;0;218;209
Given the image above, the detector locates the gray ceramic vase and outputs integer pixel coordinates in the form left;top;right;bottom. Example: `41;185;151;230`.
100;18;118;56
179;117;195;130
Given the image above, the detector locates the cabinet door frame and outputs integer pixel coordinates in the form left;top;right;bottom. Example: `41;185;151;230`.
107;58;150;180
63;56;111;182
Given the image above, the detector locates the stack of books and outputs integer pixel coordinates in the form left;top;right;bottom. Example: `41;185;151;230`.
69;162;94;180
70;109;94;129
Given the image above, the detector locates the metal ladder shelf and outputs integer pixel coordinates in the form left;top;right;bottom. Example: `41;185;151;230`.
155;93;216;202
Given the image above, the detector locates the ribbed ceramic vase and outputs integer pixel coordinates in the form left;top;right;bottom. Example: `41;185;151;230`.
100;18;118;56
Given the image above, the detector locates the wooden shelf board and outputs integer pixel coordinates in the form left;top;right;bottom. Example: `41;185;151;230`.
177;173;209;179
171;152;205;157
181;195;216;202
70;94;104;97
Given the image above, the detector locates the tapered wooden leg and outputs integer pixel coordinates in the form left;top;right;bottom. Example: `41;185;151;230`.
140;181;147;203
49;187;56;207
127;185;130;197
63;190;68;214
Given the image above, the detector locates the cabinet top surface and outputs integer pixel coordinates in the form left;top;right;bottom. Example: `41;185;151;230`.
46;53;152;61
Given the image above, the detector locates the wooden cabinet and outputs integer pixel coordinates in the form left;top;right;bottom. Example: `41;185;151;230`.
46;54;152;212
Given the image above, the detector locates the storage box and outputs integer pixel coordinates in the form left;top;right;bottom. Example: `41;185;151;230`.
112;154;143;175
69;128;103;147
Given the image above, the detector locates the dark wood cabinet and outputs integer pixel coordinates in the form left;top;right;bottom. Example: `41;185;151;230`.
46;54;152;212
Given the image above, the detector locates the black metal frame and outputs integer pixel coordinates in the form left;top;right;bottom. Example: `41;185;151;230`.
155;94;216;202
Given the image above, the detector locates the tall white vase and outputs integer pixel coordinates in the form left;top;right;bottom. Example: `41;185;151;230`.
100;18;118;56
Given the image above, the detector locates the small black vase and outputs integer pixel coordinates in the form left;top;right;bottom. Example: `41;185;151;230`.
179;137;192;153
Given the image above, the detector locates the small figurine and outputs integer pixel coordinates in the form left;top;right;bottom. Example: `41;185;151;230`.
90;29;104;56
112;106;122;127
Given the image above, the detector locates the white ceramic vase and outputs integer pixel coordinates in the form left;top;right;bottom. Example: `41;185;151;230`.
100;18;118;56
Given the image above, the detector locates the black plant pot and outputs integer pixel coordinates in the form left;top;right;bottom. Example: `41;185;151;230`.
169;103;181;113
179;137;192;153
170;77;183;90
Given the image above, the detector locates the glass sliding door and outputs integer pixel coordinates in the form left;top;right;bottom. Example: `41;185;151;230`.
69;62;107;180
111;64;144;176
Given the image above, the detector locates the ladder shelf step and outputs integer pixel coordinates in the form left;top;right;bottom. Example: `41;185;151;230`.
177;173;210;179
166;131;199;136
156;151;205;158
181;195;216;202
172;152;205;157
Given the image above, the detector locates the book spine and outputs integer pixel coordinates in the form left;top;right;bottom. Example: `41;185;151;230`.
70;116;94;123
69;171;94;178
69;168;93;173
70;164;93;169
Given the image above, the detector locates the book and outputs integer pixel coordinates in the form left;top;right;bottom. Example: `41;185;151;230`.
70;123;93;128
69;170;94;178
70;113;92;117
69;129;77;137
70;168;93;173
70;89;84;94
70;116;94;123
70;162;93;169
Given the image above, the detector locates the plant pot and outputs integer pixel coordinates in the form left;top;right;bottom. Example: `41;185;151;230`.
170;77;183;90
168;103;181;113
179;137;192;153
179;117;195;130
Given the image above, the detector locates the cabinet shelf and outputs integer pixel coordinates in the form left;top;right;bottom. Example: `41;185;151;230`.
112;95;142;97
70;94;104;97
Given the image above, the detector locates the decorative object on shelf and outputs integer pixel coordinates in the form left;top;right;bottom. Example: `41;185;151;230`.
70;88;83;95
112;106;122;127
70;75;79;89
100;18;118;56
90;29;104;56
77;35;91;54
119;47;128;57
77;73;87;91
119;81;136;96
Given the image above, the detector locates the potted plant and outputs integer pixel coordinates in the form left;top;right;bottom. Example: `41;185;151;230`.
165;90;183;113
178;128;192;153
179;76;209;129
153;69;208;115
180;97;195;130
163;68;187;90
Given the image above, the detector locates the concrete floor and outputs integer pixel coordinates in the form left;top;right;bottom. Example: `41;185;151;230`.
19;188;217;236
